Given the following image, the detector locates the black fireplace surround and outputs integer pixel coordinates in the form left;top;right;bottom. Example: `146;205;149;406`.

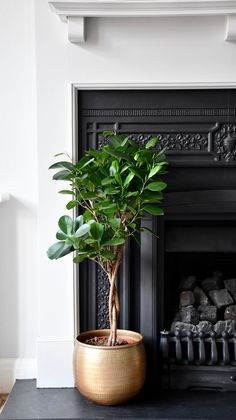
76;89;236;391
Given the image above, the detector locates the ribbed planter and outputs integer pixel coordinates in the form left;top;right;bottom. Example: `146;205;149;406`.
73;329;146;405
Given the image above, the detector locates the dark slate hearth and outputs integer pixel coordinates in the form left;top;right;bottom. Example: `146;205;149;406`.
2;380;236;420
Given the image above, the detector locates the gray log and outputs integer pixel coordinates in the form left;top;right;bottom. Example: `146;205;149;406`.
224;278;236;301
193;286;209;306
179;291;195;307
208;289;233;309
198;305;217;323
179;275;197;291
201;276;222;292
180;305;199;325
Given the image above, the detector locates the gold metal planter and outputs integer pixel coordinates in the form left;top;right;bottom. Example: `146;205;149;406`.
73;329;146;405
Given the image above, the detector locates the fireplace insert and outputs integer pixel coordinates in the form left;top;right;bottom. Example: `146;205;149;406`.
75;88;236;391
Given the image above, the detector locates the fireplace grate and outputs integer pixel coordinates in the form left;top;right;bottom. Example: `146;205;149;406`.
160;330;236;366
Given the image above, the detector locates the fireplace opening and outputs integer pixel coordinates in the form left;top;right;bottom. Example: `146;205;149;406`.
161;219;236;389
164;220;236;329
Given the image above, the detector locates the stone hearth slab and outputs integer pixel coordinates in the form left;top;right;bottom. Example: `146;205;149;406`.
1;379;236;420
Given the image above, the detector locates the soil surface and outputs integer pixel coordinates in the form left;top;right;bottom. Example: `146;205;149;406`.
84;336;129;346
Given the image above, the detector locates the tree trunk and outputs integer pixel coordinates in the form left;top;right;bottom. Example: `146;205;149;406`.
107;245;123;346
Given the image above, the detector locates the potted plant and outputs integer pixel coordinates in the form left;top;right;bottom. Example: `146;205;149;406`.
47;132;167;405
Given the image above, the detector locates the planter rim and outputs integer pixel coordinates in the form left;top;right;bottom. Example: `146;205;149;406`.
76;328;144;349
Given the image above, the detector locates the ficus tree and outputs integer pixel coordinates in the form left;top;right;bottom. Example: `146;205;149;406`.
47;132;167;346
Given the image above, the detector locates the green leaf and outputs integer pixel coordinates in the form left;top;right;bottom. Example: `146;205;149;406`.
146;181;167;191
56;230;68;240
102;130;116;138
75;157;95;171
73;255;87;264
58;190;75;195
102;238;125;246
74;223;90;238
109;160;119;175
74;215;83;229
109;218;121;229
99;203;119;213
148;165;162;178
124;172;135;188
90;222;104;241
66;200;78;210
143;205;164;216
53;170;71;180
125;191;139;198
47;242;73;259
101;177;115;186
104;187;120;195
104;149;130;161
120;164;130;174
82;192;98;200
140;226;159;238
58;215;73;235
145;137;158;149
49;161;74;170
130;167;143;181
100;250;115;260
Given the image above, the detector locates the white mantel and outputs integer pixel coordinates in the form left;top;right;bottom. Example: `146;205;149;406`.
48;0;236;43
0;193;10;203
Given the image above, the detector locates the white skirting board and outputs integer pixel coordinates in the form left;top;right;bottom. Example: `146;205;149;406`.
0;358;36;393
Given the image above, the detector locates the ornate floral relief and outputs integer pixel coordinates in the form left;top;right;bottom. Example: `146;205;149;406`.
213;124;236;162
130;133;208;151
97;266;110;329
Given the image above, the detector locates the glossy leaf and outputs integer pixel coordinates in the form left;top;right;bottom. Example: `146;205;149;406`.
148;165;162;178
74;223;90;238
49;161;74;170
123;172;135;188
47;241;72;260
53;170;71;180
100;250;115;260
102;238;125;246
146;181;167;191
58;190;75;195
73;255;87;264
90;222;104;241
143;205;164;216
101;177;115;186
58;215;73;235
109;218;121;229
66;200;78;210
56;230;68;240
145;137;158;149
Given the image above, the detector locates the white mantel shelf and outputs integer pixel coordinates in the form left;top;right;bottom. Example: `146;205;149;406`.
48;0;236;43
0;193;10;203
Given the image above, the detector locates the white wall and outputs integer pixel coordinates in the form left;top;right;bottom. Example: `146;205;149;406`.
0;0;37;392
35;0;236;388
1;0;236;391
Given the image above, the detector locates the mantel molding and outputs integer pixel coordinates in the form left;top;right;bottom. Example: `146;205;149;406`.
0;193;10;203
48;0;236;43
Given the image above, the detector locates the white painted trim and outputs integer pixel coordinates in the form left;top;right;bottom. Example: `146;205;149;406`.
225;14;236;40
68;16;85;43
37;338;74;388
72;82;236;90
0;193;10;203
0;358;36;393
48;0;236;43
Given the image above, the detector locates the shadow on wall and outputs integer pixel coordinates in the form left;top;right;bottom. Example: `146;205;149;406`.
0;195;18;359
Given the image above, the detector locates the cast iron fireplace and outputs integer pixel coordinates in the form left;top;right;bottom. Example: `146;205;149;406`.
75;88;236;391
